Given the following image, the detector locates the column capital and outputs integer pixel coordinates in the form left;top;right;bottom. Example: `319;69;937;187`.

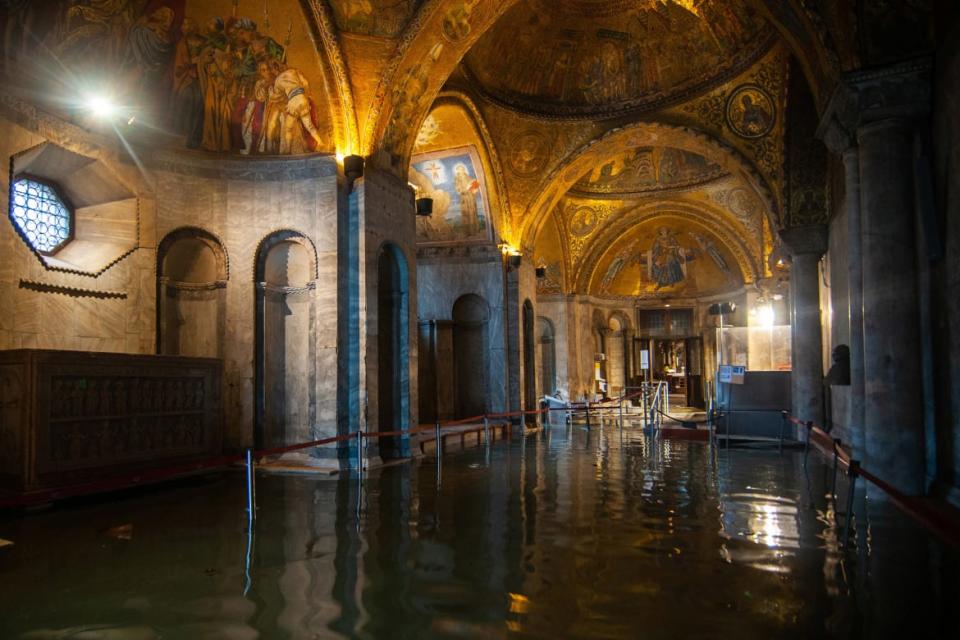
779;225;828;257
817;57;932;154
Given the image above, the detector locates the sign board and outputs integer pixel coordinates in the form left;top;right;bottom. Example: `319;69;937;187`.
718;365;732;383
731;365;746;384
640;350;650;370
719;365;745;385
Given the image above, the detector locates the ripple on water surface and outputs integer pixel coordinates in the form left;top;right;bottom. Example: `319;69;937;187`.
0;428;956;639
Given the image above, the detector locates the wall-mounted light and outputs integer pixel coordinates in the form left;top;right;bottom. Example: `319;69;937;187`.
535;263;547;279
508;254;522;268
708;302;736;315
415;197;433;217
343;154;364;182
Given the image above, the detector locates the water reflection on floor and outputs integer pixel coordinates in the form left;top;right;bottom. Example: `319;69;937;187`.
1;426;957;639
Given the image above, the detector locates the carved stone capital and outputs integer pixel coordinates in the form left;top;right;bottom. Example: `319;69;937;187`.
816;82;859;154
779;225;828;257
817;58;932;154
846;57;933;124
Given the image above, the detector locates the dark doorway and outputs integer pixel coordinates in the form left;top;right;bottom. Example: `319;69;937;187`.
522;300;537;417
538;317;557;396
685;337;705;408
452;294;490;419
378;244;409;458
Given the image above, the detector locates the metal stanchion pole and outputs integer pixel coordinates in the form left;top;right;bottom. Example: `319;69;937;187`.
779;411;787;454
521;410;527;432
356;431;363;480
246;449;256;524
831;438;842;501
243;449;255;596
435;419;442;489
586;401;591;430
842;460;859;550
619;395;624;432
641;390;647;429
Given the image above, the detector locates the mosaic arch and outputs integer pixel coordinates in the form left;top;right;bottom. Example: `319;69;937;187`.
410;93;510;245
583;216;748;300
573;201;761;296
518;122;779;250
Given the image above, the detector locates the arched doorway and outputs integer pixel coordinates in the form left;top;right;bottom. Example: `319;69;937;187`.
156;227;228;357
377;244;410;458
522;299;537;416
538;316;556;396
607;312;633;397
452;294;490;419
254;231;317;450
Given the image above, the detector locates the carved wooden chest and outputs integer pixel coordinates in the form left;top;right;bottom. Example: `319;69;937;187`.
0;350;222;496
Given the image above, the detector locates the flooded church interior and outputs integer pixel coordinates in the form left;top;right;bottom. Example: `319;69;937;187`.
1;0;959;637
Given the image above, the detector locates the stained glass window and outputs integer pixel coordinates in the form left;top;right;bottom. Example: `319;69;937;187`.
9;177;72;253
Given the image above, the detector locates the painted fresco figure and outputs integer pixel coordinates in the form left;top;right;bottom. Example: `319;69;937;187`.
739;94;771;136
453;163;479;229
237;60;277;154
54;0;137;64
273;66;323;154
599;242;638;293
125;6;176;114
172;16;204;148
650;226;687;289
197;17;233;152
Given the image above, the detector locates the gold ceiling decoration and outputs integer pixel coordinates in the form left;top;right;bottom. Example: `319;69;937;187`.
462;0;773;117
569;146;728;197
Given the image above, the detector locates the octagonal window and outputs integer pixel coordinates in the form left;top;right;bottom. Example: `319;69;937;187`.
9;176;73;254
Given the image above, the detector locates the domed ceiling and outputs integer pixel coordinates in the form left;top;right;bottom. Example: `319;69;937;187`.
463;0;774;117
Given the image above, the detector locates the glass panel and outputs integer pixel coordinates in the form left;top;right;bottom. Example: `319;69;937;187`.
9;178;72;253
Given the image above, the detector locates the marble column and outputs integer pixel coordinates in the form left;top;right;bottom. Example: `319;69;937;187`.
781;225;828;428
842;147;866;457
858;118;926;495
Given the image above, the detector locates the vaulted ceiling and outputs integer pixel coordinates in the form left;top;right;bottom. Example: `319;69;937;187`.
0;0;936;301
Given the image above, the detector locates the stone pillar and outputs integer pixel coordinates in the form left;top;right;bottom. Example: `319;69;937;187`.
817;60;932;493
842;147;866;456
781;225;828;428
858;118;926;495
623;328;635;386
818;86;867;457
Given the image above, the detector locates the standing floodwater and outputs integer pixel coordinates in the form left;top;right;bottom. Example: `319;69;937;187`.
0;427;957;638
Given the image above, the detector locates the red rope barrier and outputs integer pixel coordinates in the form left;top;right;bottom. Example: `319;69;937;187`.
786;413;960;547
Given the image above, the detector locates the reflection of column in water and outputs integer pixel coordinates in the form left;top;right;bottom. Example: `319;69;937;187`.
329;478;365;636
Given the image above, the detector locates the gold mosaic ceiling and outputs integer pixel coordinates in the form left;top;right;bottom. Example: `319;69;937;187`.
463;0;774;117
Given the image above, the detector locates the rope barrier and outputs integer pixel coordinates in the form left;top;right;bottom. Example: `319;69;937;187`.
785;412;960;547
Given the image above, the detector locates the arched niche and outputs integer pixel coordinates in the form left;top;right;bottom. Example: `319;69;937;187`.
254;230;318;450
156;227;228;358
607;311;633;397
452;293;491;419
377;243;410;458
537;316;557;397
522;299;537;415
